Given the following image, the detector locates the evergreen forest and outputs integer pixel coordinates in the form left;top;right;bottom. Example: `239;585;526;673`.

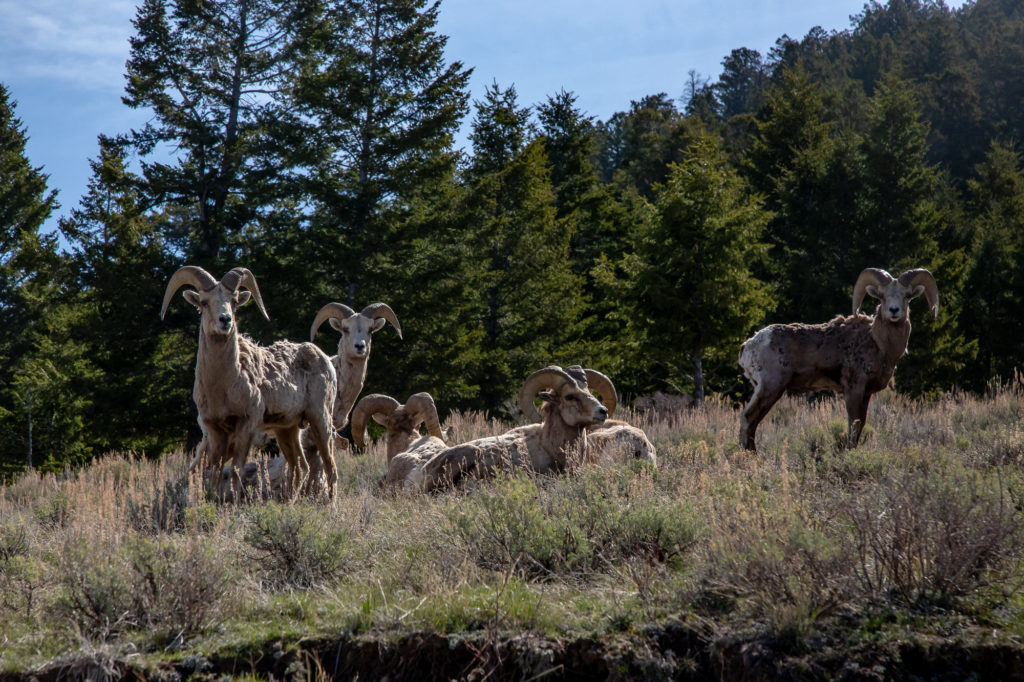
3;0;1024;474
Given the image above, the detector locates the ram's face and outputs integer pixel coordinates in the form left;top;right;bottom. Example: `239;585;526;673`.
331;314;386;361
184;285;251;336
546;384;608;427
866;279;925;323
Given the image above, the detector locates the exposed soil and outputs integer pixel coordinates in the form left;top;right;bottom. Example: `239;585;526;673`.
4;618;1024;681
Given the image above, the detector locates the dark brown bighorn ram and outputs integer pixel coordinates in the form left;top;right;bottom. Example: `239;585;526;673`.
738;267;939;452
162;266;338;502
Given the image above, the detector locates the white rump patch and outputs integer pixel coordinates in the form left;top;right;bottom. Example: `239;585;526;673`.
738;326;775;382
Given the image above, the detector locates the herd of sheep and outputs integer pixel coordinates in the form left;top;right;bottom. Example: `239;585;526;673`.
161;264;938;502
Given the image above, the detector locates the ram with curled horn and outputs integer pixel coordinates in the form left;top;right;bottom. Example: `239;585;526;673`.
162;265;338;502
299;301;403;491
738;267;939;452
517;365;656;465
391;365;607;492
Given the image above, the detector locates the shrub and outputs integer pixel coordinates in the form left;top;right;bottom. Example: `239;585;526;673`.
52;540;134;641
243;503;351;588
845;466;1024;604
125;536;233;645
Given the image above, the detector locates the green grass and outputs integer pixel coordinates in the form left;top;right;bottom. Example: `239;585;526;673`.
2;387;1024;676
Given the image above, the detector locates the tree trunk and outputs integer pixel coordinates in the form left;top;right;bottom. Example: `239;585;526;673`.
693;347;705;407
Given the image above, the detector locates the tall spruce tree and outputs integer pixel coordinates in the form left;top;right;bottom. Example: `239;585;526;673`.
60;138;195;455
961;142;1024;387
461;85;584;417
629;133;772;404
296;0;471;304
122;0;313;265
746;68;862;321
0;83;76;472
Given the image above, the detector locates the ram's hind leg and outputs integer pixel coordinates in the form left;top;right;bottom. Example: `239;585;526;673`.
739;381;787;452
307;418;337;500
274;427;308;503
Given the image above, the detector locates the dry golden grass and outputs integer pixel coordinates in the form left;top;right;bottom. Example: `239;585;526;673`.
2;384;1024;672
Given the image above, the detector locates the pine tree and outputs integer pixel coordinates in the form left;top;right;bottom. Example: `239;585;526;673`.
746;68;861;321
631;133;773;404
297;0;471;303
60;137;195;455
460;86;585;417
961;142;1024;387
0;83;75;472
121;0;314;265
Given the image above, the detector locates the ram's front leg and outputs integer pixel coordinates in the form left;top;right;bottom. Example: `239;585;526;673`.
844;386;871;449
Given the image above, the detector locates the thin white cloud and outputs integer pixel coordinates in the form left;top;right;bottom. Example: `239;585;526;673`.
0;0;136;93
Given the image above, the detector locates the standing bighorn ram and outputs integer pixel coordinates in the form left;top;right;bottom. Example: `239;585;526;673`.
738;267;939;452
162;266;337;501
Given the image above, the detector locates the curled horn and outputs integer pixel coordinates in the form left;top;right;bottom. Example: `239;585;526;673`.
518;366;575;423
360;303;403;340
899;268;939;319
160;265;216;319
351;394;400;449
220;267;269;320
309;302;356;341
584;369;617;416
852;268;895;315
406;392;443;439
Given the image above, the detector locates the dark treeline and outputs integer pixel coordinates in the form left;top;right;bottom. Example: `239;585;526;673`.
2;0;1023;472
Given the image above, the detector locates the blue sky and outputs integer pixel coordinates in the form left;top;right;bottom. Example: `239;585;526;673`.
0;0;960;231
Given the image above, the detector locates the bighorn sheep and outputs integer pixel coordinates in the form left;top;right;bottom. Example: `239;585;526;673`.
162;266;338;501
302;302;402;486
409;365;609;491
309;302;403;432
346;392;453;490
517;365;656;465
351;392;445;463
738;267;939;452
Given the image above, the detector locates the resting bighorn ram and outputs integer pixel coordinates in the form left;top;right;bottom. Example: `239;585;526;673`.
162;266;338;501
738;267;939;452
409;365;609;491
351;392;445;463
518;365;657;464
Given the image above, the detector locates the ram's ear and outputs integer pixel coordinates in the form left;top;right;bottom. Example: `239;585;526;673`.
329;317;346;333
236;291;252;307
371;317;387;333
537;390;557;404
183;290;202;308
908;284;925;300
865;284;881;299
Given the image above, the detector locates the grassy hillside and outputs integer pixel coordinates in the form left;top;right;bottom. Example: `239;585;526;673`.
2;384;1024;679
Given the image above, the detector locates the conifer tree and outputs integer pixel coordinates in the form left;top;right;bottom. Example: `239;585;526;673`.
60;137;195;455
461;85;584;417
746;68;861;321
121;0;314;265
629;133;772;404
0;83;75;471
961;142;1024;386
297;0;471;303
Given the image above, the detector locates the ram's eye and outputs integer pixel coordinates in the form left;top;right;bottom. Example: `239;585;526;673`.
566;394;576;401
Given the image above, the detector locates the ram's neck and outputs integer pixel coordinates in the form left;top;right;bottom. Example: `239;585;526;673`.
333;354;369;426
539;414;586;470
870;315;912;366
194;328;245;406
